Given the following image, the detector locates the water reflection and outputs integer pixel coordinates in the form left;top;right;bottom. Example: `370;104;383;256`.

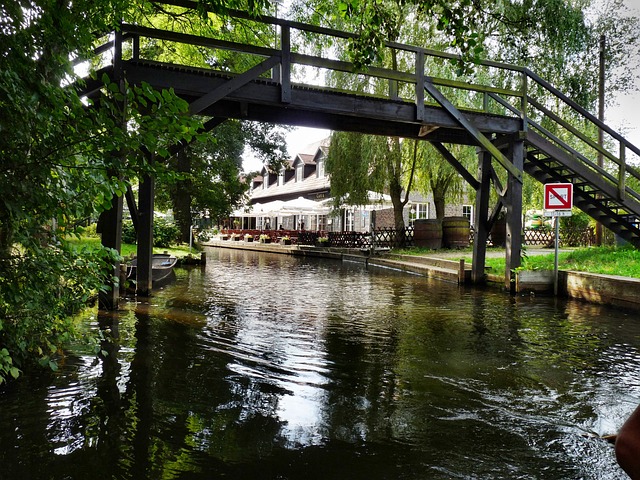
0;248;639;479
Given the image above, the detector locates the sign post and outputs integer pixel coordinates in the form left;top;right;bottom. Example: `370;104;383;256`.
543;183;573;295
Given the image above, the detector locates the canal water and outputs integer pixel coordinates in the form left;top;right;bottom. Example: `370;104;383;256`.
1;248;639;479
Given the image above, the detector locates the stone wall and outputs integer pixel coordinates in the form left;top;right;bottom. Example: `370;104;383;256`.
373;208;396;228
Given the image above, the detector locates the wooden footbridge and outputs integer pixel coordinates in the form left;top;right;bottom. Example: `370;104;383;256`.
82;1;640;307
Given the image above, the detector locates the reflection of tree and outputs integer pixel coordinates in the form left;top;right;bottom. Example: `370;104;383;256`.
94;311;125;476
9;254;640;478
118;273;291;476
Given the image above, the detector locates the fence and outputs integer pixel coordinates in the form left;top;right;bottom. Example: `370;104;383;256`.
221;226;601;249
316;226;599;249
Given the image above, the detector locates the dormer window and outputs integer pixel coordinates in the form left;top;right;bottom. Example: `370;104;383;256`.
278;170;285;186
317;158;325;178
296;164;304;182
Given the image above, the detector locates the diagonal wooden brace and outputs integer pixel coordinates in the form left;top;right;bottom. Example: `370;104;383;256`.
430;141;480;190
424;78;523;183
189;55;280;115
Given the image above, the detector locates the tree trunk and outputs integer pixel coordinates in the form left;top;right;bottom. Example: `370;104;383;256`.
389;169;406;247
433;194;446;220
172;150;193;243
0;216;12;261
431;173;454;220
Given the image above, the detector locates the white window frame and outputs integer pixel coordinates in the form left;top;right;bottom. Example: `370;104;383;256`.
345;210;355;231
462;204;474;225
409;203;429;226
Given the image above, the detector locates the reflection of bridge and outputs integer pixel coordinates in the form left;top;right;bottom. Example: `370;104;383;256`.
84;1;640;306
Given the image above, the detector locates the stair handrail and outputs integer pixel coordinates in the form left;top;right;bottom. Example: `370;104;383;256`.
523;68;640;159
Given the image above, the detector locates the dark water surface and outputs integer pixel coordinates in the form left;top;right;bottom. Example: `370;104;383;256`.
2;247;640;479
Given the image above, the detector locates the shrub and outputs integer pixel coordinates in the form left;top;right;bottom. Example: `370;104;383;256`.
153;218;180;248
122;220;137;244
78;222;99;238
118;219;181;248
0;243;119;384
560;208;592;247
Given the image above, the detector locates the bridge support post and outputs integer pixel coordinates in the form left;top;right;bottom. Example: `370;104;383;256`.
504;140;524;291
136;173;155;296
472;150;492;284
99;29;126;310
99;193;123;310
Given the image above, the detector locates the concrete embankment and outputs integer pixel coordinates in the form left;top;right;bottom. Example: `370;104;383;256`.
204;239;640;312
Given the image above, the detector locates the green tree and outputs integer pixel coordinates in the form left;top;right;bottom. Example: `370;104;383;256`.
410;141;476;219
291;0;639;223
156;120;288;242
0;0;272;383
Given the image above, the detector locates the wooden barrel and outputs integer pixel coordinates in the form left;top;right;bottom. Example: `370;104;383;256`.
442;216;470;248
413;219;442;249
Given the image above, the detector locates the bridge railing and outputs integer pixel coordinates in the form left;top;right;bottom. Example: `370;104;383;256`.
89;2;640;214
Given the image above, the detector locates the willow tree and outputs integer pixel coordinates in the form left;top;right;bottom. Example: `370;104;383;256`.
327;132;418;231
291;0;639;227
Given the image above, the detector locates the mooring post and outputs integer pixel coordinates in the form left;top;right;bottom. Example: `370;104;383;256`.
99;28;125;310
99;193;123;310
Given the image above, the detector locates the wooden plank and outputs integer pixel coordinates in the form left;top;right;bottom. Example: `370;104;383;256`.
525;67;640;158
99;191;123;310
280;25;291;104
123;24;276;58
415;51;425;121
290;52;415;83
526;131;639;207
290;52;519;98
137;173;155;296
528;96;620;166
124;62;522;136
125;184;139;233
472;150;491;284
505;140;524;291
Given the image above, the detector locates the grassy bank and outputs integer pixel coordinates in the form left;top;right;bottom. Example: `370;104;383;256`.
64;236;199;259
394;245;640;279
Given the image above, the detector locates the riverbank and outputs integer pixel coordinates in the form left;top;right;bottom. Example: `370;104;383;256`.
204;238;640;312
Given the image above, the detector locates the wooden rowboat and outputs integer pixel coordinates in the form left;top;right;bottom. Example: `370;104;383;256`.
128;253;177;286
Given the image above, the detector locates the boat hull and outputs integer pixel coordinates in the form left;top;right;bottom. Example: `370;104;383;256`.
128;254;177;287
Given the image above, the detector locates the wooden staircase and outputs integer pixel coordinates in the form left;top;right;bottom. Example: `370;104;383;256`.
524;130;640;246
424;68;640;248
